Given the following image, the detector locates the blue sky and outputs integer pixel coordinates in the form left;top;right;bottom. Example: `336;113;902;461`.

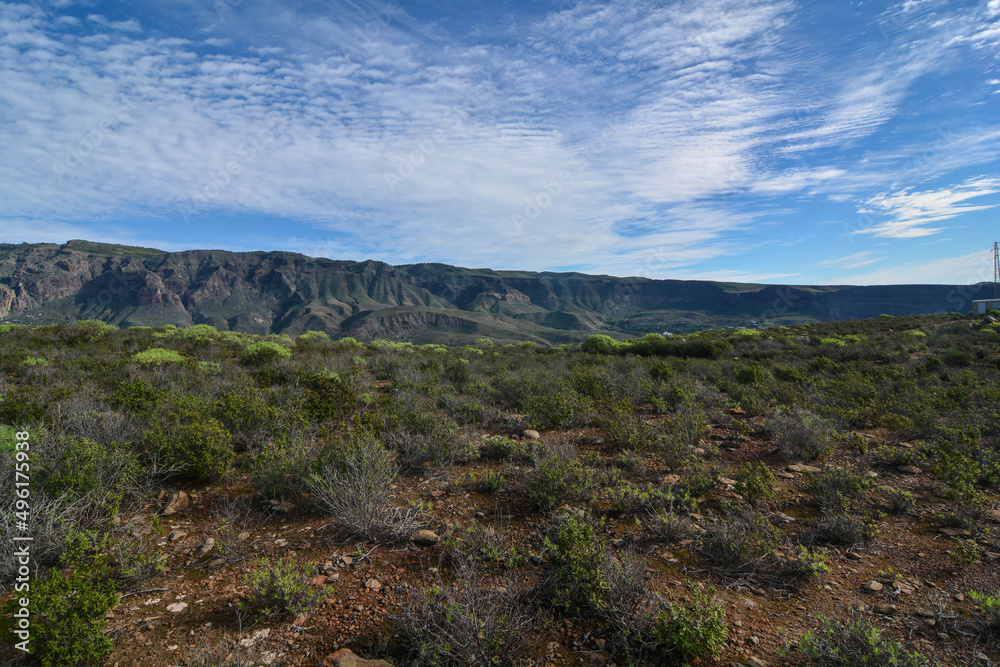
1;0;999;285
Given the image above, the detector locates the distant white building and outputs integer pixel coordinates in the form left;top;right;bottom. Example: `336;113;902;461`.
973;298;1000;315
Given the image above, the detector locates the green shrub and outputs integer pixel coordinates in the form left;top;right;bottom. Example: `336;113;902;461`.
38;438;140;514
132;347;184;365
667;401;710;447
380;406;474;468
524;383;591;429
108;379;165;413
478;436;532;462
523;444;596;510
601;399;662;452
19;355;49;368
807;466;872;513
606;480;690;516
774;366;806;383
806;512;881;547
545;511;609;611
296;330;330;344
444;523;521;568
465;469;507;494
943;347;974;366
583;334;620;354
650;585;727;664
932;451;991;530
214;386;291;451
877;413;914;435
967;589;1000;636
735;364;768;385
794;612;927;666
145;397;235;482
735;460;777;507
240;340;292;366
698;504;780;570
240;556;322;621
0;384;49;424
299;370;358;424
768;405;836;458
820;337;846;347
676;460;721;498
1;531;119;667
249;439;317;499
0;425;16;453
649;361;675;382
883;487;914;515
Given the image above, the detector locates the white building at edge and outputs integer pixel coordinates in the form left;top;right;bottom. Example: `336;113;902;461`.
972;298;1000;315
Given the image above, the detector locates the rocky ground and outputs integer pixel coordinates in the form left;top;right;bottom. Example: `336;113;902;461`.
68;420;1000;667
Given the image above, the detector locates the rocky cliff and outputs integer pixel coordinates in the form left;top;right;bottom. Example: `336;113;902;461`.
0;240;990;344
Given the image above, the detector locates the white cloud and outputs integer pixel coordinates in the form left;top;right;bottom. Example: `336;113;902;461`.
816;251;884;270
0;0;998;281
832;249;997;285
753;168;847;194
854;177;1000;239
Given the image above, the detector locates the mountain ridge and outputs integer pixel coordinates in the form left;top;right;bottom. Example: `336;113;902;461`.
0;240;990;344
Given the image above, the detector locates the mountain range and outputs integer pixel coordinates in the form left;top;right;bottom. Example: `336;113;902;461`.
0;240;990;345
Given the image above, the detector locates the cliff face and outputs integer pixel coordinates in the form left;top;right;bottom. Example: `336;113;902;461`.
0;240;991;344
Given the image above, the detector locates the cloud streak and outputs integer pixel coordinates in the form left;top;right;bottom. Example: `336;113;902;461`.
0;0;998;284
855;177;1000;239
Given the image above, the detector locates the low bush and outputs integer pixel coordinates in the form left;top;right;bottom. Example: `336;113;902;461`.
606;480;690;517
108;379;165;414
396;565;536;666
768;405;837;458
132;347;184;365
110;530;166;588
144;396;234;482
306;433;423;542
377;404;474;468
213;386;292;451
248;438;318;500
240;556;322;621
805;512;881;547
667;401;710;447
648;585;727;664
212;498;264;565
675;460;720;498
699;505;780;570
967;589;1000;637
1;530;119;667
582;334;620;354
807;466;872;513
545;511;610;612
522;443;596;510
523;382;592;429
37;437;141;515
601;399;663;452
882;487;915;515
734;460;777;507
444;523;521;568
599;559;727;665
794;611;928;666
644;509;698;544
478;435;532;462
299;370;359;424
240;340;292;366
464;469;507;494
